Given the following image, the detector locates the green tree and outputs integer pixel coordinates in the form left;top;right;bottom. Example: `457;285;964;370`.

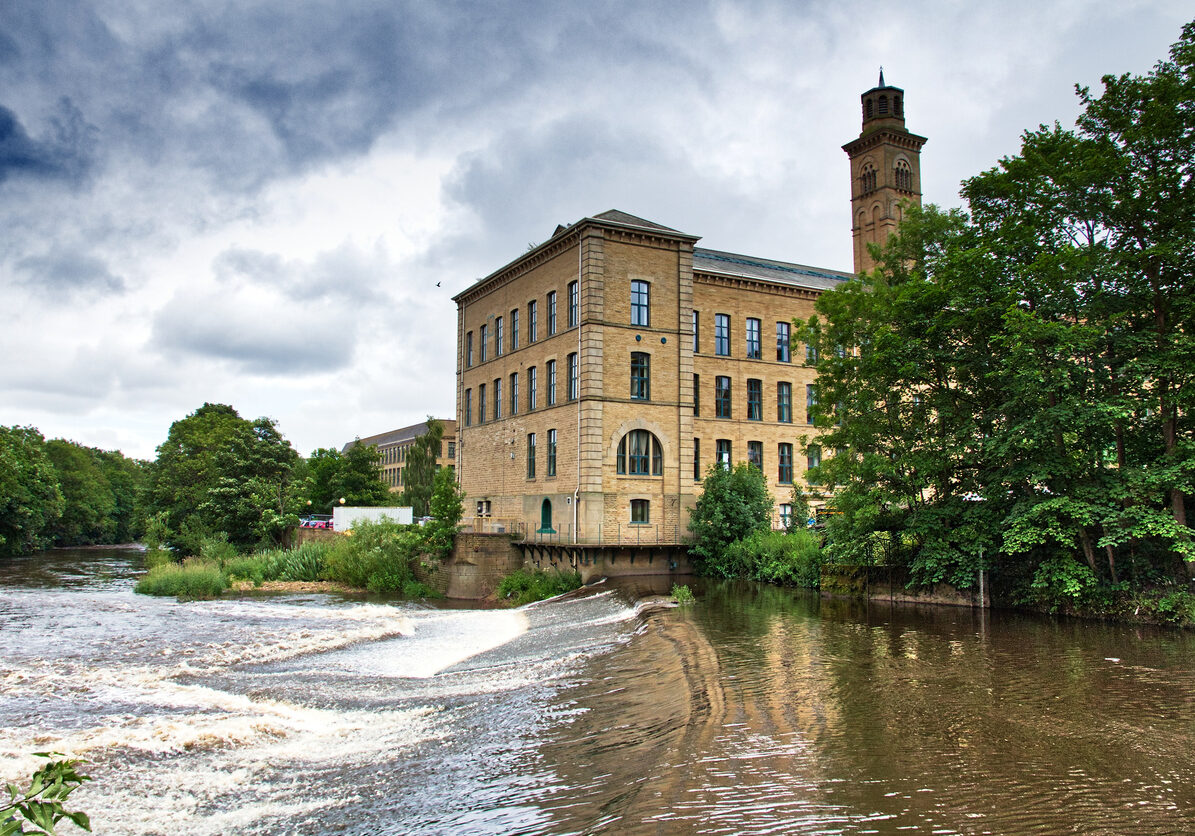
301;443;391;514
146;403;299;552
688;462;773;570
398;419;445;517
0;426;63;557
44;440;116;546
425;465;465;557
797;20;1195;591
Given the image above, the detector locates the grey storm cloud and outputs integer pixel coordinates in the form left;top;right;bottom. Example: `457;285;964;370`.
0;0;711;192
0;98;96;185
15;249;124;296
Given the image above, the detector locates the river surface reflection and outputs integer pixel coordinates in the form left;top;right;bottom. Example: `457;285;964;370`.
2;550;1193;834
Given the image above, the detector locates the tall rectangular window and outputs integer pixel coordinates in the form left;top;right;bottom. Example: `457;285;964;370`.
448;442;455;459
778;382;792;423
806;343;818;365
493;378;502;420
568;280;579;328
548;291;557;335
528;366;537;410
495;317;504;357
547;360;557;405
715;314;730;356
748;440;763;470
806;384;817;425
807;444;821;482
747;378;762;421
778;443;793;483
631;280;650;327
631;352;650;400
527;433;536;478
567;352;578;400
511;309;519;351
716;439;731;469
693;438;701;481
692;311;699;353
715;376;731;418
630;499;650;524
478;384;486;424
779;503;792;530
529;300;538;343
466;332;474;368
776;322;791;362
692;374;699;416
464;389;472;427
479;324;488;362
510;372;518;416
547;429;557;477
746;318;761;359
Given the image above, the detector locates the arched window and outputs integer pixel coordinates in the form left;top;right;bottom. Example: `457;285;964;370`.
860;162;877;194
878;95;888;115
894;159;912;191
616;430;663;476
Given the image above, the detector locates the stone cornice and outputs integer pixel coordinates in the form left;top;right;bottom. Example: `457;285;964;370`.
693;271;835;300
842;128;928;156
454;217;699;307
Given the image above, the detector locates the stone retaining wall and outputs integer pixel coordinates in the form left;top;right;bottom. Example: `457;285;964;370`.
821;564;984;608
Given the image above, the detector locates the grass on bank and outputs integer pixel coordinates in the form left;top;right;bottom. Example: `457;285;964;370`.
135;521;441;600
496;568;582;606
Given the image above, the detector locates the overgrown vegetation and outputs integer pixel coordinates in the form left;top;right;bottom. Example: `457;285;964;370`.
670;583;695;605
496;568;582;606
134;558;228;599
793;21;1195;619
724;529;823;588
1;753;91;835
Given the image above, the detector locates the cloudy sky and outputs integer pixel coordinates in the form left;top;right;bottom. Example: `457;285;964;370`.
2;1;1190;460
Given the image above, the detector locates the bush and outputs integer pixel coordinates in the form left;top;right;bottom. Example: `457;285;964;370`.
1020;554;1098;613
497;568;582;606
135;558;227;599
671;583;695;605
143;547;175;570
721;529;823;588
321;519;425;592
222;554;278;586
1152;589;1195;625
272;540;331;582
688;463;773;568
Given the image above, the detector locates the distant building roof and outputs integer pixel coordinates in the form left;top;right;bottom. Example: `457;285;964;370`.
589;210;681;233
693;247;852;291
342;419;455;453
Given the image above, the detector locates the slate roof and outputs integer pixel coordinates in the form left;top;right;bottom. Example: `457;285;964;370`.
342;419;453;453
693;247;852;291
589;210;681;233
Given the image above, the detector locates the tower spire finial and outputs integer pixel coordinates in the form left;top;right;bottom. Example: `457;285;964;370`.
878;66;885;87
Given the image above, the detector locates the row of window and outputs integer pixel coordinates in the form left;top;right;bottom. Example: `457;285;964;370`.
692;314;815;363
463;355;579;426
378;440;455;465
859;160;913;194
381;461;451;488
693;439;821;484
694;375;816;424
466;280;654;368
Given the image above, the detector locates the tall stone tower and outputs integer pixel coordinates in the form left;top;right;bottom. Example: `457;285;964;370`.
842;70;927;274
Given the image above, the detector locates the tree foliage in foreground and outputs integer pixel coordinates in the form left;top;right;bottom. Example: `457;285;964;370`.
688;463;773;568
398;418;445;517
145;403;299;553
0;427;64;557
798;21;1195;593
299;442;392;514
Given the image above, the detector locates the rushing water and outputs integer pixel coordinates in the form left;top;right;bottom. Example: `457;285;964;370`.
2;550;1194;834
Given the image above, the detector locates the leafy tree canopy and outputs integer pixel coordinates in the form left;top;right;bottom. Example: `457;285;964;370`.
146;403;299;553
688;462;773;567
0;426;64;557
300;443;392;514
399;419;445;517
798;20;1195;591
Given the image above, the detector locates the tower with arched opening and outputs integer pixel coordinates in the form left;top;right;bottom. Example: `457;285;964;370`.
842;69;927;274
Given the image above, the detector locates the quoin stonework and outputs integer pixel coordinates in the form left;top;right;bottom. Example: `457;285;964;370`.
453;75;924;543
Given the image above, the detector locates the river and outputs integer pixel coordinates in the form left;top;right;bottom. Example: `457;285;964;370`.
1;548;1193;834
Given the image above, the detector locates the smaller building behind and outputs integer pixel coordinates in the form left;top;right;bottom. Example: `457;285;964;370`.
343;419;457;492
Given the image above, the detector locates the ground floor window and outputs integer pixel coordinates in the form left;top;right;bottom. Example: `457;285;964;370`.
779;503;792;530
630;499;650;524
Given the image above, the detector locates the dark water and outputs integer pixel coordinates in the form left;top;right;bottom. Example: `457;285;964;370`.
2;550;1193;834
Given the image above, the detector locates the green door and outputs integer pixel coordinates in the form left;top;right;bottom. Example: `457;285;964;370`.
539;498;554;534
